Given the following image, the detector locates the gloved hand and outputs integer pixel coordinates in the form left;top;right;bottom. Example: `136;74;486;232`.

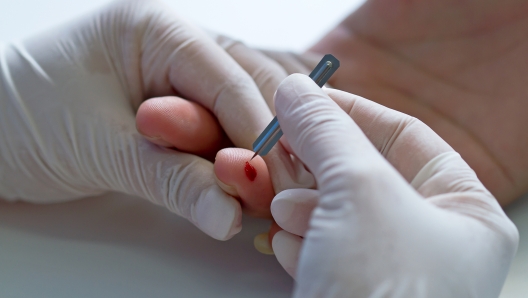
267;74;519;297
308;0;528;205
135;32;320;216
207;32;323;112
0;0;297;240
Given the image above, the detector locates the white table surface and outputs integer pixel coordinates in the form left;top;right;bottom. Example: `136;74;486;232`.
0;0;526;297
0;193;293;297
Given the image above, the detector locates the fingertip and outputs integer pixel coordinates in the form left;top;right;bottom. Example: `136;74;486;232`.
272;230;302;278
271;189;318;237
254;221;282;255
214;148;274;218
136;96;224;156
254;232;274;255
193;185;242;241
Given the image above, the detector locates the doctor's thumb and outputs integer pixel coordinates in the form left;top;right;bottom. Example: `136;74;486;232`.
274;74;366;187
99;134;242;240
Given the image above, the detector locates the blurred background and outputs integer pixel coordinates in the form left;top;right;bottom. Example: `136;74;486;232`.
0;0;364;51
0;0;526;297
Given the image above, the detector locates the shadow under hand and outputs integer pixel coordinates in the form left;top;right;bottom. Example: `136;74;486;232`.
0;193;292;297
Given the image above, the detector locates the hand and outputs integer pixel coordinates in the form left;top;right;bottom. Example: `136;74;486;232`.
0;0;295;240
266;74;518;297
208;32;325;111
137;32;321;217
309;0;528;204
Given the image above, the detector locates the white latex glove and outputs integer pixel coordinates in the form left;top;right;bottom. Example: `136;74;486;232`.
269;74;519;297
208;32;322;113
0;0;299;240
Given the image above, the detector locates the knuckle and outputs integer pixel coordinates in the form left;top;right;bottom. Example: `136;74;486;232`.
251;62;286;89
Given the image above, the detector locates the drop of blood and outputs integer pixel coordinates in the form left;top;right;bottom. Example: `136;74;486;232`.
245;161;257;181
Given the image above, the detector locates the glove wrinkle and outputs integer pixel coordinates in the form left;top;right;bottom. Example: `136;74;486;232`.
0;0;247;240
269;74;518;298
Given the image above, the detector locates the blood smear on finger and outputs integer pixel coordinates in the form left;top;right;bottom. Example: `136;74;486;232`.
245;161;257;181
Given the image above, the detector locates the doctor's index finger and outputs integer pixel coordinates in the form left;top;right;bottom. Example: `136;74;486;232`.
140;9;273;150
274;74;452;187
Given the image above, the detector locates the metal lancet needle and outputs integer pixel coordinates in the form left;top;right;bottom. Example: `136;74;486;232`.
250;54;340;160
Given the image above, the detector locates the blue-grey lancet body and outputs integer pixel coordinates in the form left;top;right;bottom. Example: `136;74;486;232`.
251;54;340;160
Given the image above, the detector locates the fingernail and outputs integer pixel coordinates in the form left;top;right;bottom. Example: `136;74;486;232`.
193;185;242;240
142;135;173;147
254;232;274;255
272;230;302;278
214;175;239;197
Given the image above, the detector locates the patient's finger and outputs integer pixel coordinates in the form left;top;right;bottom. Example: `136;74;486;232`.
254;221;282;255
136;96;228;159
214;148;275;218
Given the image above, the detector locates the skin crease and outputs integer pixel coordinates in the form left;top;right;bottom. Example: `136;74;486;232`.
136;96;227;160
308;0;528;205
137;96;275;218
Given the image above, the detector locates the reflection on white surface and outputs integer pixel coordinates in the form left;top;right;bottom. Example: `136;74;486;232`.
0;193;292;297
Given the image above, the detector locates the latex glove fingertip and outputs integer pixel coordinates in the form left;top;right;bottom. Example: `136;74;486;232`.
192;185;242;240
272;189;319;237
272;230;302;278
